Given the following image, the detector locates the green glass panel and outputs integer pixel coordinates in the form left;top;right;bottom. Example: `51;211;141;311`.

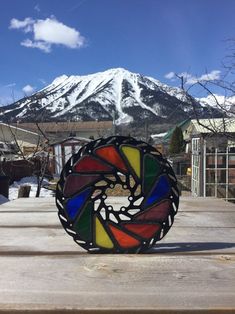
73;202;93;241
143;154;161;194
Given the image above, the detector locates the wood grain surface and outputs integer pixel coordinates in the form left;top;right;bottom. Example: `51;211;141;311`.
0;196;234;313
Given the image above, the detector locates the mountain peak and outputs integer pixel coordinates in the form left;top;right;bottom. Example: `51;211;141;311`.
0;68;216;125
51;74;69;85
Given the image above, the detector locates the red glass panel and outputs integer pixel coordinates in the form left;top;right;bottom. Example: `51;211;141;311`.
109;224;140;248
63;174;100;197
122;223;161;239
74;155;113;172
95;145;127;172
135;200;172;222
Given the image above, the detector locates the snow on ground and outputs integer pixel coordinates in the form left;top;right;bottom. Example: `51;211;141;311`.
9;176;54;200
151;132;167;139
0;194;9;205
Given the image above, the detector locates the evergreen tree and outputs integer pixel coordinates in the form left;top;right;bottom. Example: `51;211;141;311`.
169;126;184;155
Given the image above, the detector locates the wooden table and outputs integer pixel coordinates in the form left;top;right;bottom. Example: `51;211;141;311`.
0;196;234;313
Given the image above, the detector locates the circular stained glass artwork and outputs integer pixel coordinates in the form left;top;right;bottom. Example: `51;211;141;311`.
56;136;179;253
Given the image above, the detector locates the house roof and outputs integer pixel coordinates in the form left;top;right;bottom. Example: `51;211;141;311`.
163;119;191;142
0;123;39;136
0;123;41;146
14;121;113;133
151;132;167;139
50;137;91;146
190;118;235;134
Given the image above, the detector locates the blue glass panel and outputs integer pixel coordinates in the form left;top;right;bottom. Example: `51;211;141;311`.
65;188;91;220
143;175;170;208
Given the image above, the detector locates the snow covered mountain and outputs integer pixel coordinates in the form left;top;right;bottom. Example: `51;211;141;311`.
197;94;235;116
0;68;221;124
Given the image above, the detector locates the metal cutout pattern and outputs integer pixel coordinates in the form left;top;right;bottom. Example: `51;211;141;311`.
56;136;179;253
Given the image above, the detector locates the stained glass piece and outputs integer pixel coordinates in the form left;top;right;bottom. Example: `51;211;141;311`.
74;155;113;173
109;224;140;248
122;223;161;239
121;146;141;178
64;174;100;197
135;200;172;221
95;216;114;249
95;145;127;172
65;188;91;220
143;175;171;208
143;154;161;193
56;135;179;253
73;202;93;241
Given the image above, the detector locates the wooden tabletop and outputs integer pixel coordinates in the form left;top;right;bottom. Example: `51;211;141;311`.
0;196;234;313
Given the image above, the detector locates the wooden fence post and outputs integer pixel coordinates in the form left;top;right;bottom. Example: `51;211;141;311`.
0;176;9;198
18;185;31;198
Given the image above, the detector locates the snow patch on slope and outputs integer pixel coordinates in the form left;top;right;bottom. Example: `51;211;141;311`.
197;94;235;115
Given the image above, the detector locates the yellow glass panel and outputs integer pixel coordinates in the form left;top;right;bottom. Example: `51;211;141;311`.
95;216;114;249
121;146;141;178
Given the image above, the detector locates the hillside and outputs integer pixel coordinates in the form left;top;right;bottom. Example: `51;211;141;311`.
0;68;222;124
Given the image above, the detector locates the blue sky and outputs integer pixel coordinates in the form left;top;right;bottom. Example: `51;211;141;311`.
0;0;235;105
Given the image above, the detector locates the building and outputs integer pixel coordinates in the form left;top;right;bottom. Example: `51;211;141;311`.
0;123;42;159
14;121;114;141
186;118;235;201
151;120;191;175
50;137;90;176
161;119;191;154
0;141;18;161
150;132;167;154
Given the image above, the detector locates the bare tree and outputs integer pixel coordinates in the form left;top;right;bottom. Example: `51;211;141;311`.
0;121;53;197
170;64;235;137
33;122;51;197
0;87;54;197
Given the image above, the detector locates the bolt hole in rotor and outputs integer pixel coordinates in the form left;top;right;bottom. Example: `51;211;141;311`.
102;183;133;222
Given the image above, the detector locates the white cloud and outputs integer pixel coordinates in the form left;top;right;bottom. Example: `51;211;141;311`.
198;70;221;82
22;84;35;95
21;39;51;53
164;72;175;79
34;18;84;48
34;4;40;12
9;16;85;52
9;17;34;33
178;72;196;84
165;70;221;85
4;83;16;88
184;70;221;84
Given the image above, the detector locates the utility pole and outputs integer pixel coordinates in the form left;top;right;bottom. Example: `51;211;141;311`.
112;111;116;135
144;112;148;142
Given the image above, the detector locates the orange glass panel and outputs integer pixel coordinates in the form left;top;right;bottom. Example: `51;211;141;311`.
95;145;127;172
122;223;161;239
135;200;172;222
109;224;140;248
